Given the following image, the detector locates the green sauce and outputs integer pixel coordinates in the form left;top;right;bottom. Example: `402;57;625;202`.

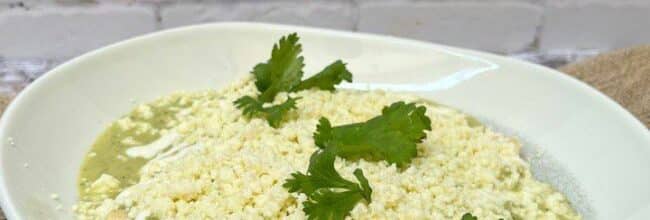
78;96;190;200
77;124;152;199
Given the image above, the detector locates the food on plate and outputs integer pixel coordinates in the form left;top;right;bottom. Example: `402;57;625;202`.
75;34;580;220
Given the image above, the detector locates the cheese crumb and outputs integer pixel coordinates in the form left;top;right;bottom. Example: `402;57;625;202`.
134;104;155;120
88;174;121;196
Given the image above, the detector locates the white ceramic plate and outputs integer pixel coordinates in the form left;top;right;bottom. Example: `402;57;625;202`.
0;23;648;220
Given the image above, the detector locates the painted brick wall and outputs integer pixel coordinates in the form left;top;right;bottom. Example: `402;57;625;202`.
1;0;649;95
2;0;650;59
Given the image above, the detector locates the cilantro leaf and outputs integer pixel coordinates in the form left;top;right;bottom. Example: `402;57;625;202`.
314;101;431;167
284;150;372;220
253;33;305;102
462;213;478;220
293;60;353;92
235;33;355;128
233;95;299;128
352;169;372;201
302;189;365;220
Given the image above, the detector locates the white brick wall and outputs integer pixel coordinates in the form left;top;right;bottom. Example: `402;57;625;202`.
160;1;356;30
540;1;650;51
358;1;542;53
0;5;156;58
0;0;649;60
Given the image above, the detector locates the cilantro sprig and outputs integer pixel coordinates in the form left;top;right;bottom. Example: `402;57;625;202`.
293;60;353;92
284;101;432;219
462;213;478;220
314;101;432;167
235;33;353;127
234;96;300;128
461;213;504;220
252;33;305;103
284;150;371;220
245;33;439;219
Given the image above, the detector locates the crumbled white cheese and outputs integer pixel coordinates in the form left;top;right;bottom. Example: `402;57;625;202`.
89;174;120;195
134;104;155;120
115;118;135;131
120;136;140;146
135;210;152;220
76;77;580;220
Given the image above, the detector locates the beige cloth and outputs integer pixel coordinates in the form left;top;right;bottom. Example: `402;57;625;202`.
560;45;650;128
0;46;648;219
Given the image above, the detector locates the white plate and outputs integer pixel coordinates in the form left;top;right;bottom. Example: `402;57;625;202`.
0;23;648;220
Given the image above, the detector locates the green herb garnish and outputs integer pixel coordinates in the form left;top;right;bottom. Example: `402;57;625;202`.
234;96;300;128
293;60;353;92
462;213;478;220
234;33;353;127
284;150;372;220
252;33;305;103
314;101;431;167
